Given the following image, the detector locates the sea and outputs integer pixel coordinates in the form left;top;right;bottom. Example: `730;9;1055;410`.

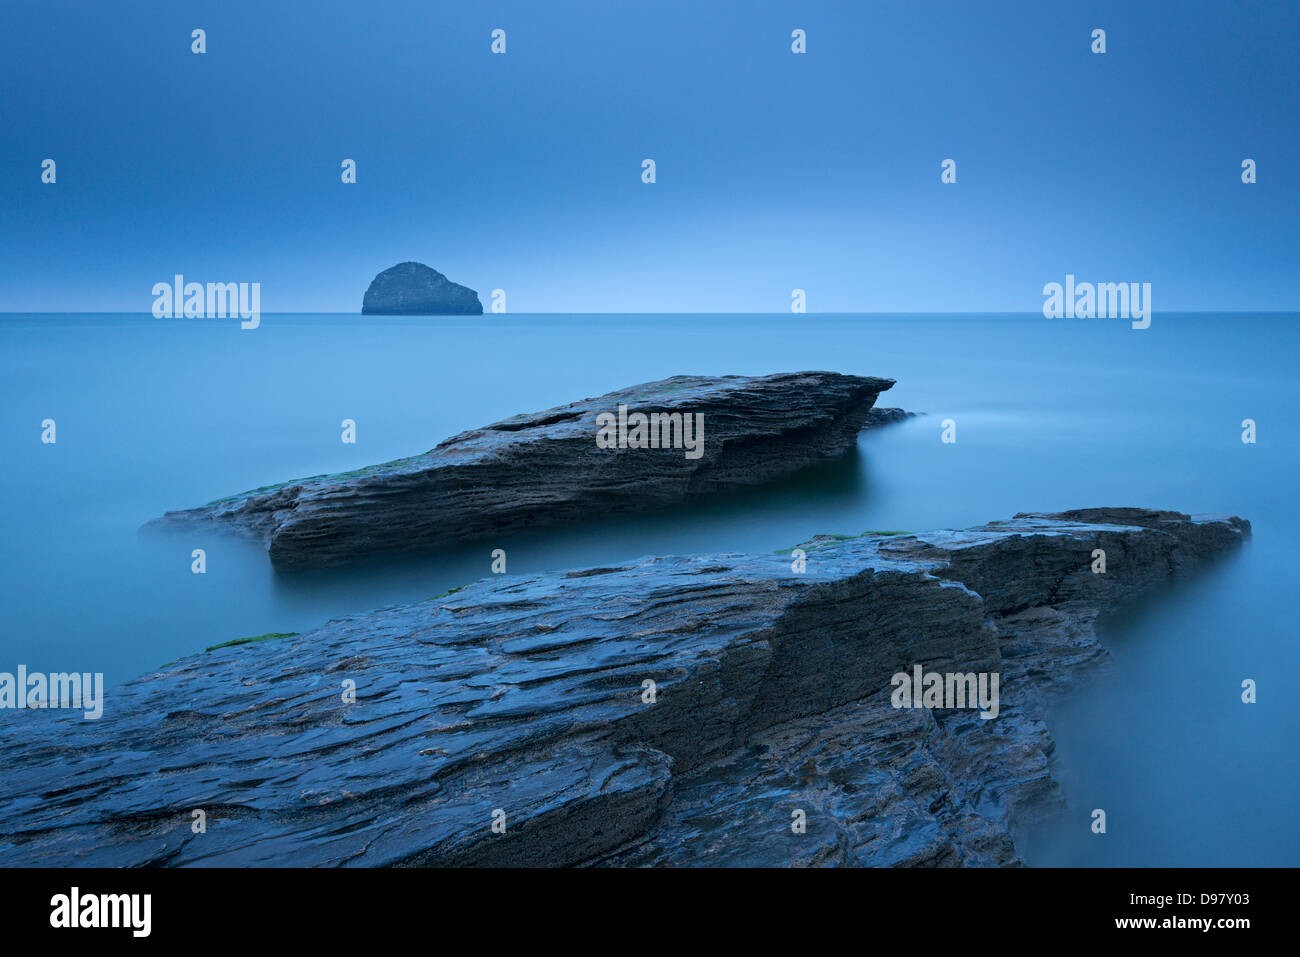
1;311;1295;866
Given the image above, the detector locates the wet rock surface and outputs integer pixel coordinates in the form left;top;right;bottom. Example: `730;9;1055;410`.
863;406;918;427
0;508;1248;866
144;372;898;568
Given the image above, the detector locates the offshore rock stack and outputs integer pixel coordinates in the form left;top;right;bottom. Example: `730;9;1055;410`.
361;262;483;315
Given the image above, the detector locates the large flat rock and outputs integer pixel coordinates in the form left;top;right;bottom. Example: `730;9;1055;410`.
144;372;898;568
0;508;1248;866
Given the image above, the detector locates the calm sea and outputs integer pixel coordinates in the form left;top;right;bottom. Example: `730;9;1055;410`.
1;312;1295;865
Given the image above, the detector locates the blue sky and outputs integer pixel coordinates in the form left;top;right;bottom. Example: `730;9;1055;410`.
2;0;1296;312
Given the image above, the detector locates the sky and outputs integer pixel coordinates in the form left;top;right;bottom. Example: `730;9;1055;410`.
1;0;1297;313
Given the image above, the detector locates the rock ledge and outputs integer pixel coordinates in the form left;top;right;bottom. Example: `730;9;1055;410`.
0;508;1249;866
145;372;898;568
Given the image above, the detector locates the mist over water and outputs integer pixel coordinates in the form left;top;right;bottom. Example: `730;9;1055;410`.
1;311;1295;865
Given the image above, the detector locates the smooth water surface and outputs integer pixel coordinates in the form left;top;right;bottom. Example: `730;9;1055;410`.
1;312;1295;865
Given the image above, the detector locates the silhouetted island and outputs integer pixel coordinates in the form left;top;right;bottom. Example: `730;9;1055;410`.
361;261;483;315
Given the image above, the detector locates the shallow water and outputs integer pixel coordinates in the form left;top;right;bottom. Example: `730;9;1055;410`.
1;311;1295;865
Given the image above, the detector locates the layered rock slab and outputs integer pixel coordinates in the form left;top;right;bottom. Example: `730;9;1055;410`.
0;509;1248;867
144;372;897;568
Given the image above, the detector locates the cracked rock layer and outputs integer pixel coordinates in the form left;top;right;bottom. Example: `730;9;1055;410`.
0;508;1248;866
144;372;898;568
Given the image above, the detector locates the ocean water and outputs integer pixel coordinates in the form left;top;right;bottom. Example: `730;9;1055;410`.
1;312;1296;866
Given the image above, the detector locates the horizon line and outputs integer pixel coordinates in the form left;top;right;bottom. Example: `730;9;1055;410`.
2;310;1298;317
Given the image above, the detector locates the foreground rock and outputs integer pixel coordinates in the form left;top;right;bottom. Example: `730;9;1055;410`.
864;407;918;427
145;372;897;568
361;261;483;315
0;508;1248;866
